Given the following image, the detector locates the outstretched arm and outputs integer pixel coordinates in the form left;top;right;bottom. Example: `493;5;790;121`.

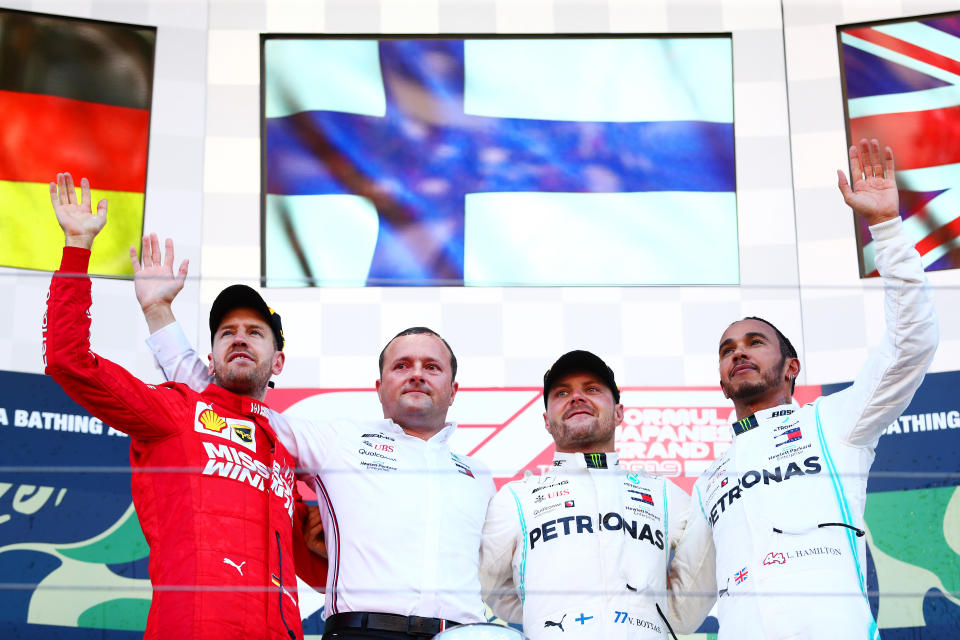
45;173;181;440
829;139;938;447
133;234;211;392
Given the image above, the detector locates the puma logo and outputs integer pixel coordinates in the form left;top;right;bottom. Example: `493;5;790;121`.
223;557;246;575
544;614;566;632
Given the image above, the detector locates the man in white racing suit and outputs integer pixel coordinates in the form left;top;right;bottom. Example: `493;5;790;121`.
480;351;716;639
133;250;494;639
682;139;938;639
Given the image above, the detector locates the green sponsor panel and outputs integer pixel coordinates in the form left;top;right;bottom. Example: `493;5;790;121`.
0;504;153;631
865;486;960;630
78;598;150;631
56;506;149;564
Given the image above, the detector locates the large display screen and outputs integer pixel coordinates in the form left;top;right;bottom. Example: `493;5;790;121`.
261;35;737;287
0;9;155;277
838;12;960;277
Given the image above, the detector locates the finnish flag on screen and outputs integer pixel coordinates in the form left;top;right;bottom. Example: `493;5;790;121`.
263;38;738;286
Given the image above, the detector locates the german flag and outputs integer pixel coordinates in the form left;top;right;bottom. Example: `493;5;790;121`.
0;9;155;275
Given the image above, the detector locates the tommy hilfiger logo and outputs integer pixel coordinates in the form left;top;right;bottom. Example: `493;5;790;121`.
775;427;802;447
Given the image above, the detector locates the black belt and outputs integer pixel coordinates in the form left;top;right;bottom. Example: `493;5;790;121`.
324;612;461;637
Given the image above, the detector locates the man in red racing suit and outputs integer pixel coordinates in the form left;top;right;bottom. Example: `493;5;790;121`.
43;172;320;639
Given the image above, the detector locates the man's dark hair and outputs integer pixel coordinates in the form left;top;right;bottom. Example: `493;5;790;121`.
743;316;798;393
378;327;458;381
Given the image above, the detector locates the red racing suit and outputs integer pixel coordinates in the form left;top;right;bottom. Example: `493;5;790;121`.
43;247;304;639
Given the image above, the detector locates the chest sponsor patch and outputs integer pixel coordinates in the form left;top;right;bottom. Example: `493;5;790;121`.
195;403;257;453
361;432;395;441
627;488;655;506
708;456;823;526
625;481;663;524
361;439;396;453
201;441;296;518
359;459;398;472
763;546;842;567
533;503;562;517
774;425;803;447
451;453;476;479
532;479;569;493
613;611;661;633
359;436;398;464
528;511;664;550
534;489;570;503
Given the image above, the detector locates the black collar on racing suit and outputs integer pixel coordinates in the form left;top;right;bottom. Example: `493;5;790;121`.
731;413;760;436
583;452;612;469
730;406;797;436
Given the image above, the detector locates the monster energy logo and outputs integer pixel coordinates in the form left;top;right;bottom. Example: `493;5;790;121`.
585;453;608;469
732;414;759;436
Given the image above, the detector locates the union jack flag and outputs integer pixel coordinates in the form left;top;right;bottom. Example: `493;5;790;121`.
839;13;960;276
734;567;749;584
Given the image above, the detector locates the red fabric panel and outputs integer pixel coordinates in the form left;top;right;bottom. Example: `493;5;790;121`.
0;90;148;191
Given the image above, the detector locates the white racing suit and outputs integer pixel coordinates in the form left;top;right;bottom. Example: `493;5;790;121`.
480;451;716;639
686;217;938;639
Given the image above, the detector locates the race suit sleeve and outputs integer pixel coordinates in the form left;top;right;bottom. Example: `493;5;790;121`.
479;484;524;624
44;247;185;440
819;217;938;448
146;321;336;476
665;479;690;555
665;481;717;634
146;321;213;392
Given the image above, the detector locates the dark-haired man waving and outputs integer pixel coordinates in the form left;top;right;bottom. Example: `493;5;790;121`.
684;139;938;639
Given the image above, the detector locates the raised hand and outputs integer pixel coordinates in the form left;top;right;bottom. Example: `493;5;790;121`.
131;233;188;332
49;173;107;249
837;138;899;226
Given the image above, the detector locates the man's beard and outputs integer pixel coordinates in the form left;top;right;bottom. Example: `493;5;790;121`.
723;359;783;401
214;359;272;397
551;413;617;451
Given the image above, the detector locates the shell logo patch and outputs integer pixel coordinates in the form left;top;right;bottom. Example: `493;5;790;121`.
199;409;228;433
194;402;257;452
